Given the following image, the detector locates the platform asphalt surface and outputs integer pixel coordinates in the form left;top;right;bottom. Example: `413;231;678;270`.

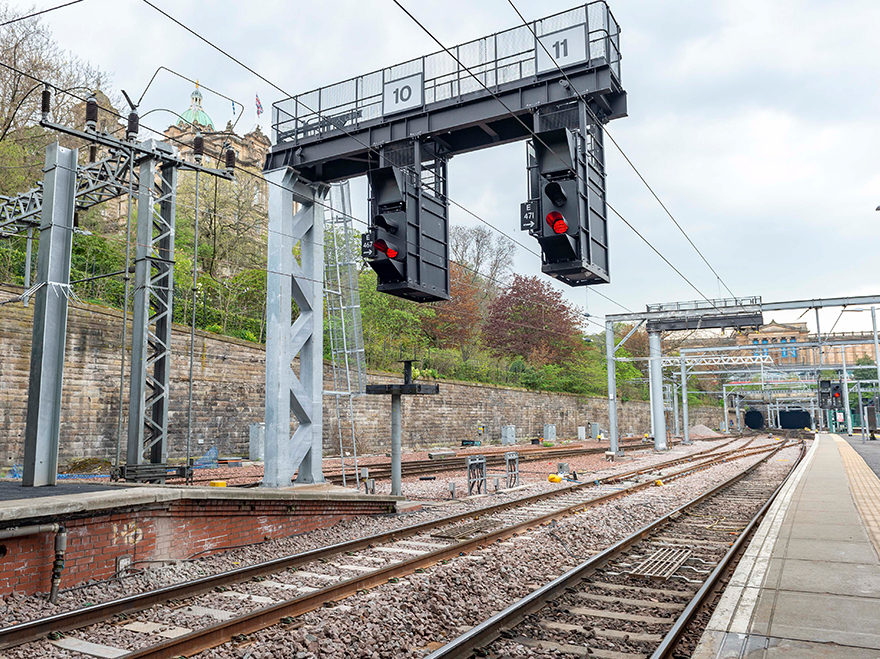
0;480;116;501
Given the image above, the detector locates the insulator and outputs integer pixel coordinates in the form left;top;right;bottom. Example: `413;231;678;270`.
225;147;235;172
88;145;97;163
193;133;204;162
126;111;139;141
41;86;51;121
85;94;98;131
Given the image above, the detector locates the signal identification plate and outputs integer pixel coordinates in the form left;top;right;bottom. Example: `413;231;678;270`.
536;24;588;75
383;73;424;116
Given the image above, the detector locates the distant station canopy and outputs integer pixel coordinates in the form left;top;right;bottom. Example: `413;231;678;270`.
267;2;627;299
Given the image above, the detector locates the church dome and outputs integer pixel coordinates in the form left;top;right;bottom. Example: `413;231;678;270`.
178;86;214;130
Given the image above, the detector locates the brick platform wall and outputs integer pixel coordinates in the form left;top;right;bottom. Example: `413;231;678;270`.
0;286;722;464
0;497;395;596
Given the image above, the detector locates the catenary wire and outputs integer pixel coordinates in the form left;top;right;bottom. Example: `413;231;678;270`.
504;0;737;301
389;0;723;311
0;0;85;26
131;1;632;314
0;55;634;318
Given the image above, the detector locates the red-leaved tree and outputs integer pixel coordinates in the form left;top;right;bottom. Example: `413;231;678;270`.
485;274;584;364
422;262;482;359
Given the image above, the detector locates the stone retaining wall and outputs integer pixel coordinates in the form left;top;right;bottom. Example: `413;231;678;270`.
0;286;722;463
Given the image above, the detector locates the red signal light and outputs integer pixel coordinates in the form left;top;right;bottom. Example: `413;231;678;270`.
545;211;568;234
833;391;840;397
373;239;399;259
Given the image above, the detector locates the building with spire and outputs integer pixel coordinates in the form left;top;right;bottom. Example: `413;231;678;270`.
177;86;214;131
164;86;270;170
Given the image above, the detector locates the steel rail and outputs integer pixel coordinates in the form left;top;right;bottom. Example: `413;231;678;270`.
184;438;670;486
116;442;781;658
424;440;801;659
323;440;662;482
0;437;750;651
650;440;807;658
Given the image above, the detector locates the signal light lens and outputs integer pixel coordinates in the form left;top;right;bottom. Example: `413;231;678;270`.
373;239;399;259
545;211;568;234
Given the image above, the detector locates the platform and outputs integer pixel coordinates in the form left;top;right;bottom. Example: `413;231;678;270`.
0;480;401;596
694;434;880;657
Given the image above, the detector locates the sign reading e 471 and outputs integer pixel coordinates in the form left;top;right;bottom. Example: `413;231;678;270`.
383;73;424;116
536;24;588;75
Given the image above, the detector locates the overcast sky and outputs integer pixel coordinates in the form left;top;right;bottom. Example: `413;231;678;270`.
12;0;880;334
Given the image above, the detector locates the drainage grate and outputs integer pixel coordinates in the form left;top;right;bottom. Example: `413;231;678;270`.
629;546;692;580
432;519;496;540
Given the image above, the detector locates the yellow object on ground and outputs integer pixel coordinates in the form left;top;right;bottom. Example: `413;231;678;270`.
654;479;664;486
209;480;227;487
548;474;562;483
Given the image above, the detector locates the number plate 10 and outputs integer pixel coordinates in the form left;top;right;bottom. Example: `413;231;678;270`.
536;24;588;75
383;73;424;116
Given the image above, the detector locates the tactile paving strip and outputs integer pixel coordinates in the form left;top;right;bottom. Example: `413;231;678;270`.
835;437;880;559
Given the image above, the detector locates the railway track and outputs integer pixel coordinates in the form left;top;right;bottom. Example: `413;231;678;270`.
425;440;804;659
182;437;667;487
0;437;772;658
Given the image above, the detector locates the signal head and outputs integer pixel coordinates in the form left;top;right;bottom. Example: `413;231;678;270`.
373;239;400;260
374;214;398;234
544;181;567;207
545;210;568;234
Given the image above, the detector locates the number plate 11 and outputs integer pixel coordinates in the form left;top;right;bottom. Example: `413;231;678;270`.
536;24;588;75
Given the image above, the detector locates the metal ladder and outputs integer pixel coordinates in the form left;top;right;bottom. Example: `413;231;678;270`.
323;181;367;487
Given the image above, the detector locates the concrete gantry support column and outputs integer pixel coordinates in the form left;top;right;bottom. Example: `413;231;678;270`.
23;143;77;487
648;330;668;450
680;356;690;445
605;321;621;455
263;167;327;487
390;393;402;496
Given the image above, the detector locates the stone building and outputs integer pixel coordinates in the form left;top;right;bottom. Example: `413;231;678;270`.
733;321;875;366
164;86;270;171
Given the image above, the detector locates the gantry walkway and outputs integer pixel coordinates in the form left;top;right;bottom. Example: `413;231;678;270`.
694;433;880;657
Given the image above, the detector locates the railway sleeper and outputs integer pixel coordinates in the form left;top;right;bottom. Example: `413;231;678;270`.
509;635;646;659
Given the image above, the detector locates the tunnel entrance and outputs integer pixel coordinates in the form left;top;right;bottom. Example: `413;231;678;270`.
744;409;765;430
779;409;811;429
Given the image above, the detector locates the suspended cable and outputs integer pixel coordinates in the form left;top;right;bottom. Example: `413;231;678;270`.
505;0;737;301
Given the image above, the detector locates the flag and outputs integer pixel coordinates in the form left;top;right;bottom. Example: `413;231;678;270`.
255;94;263;116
